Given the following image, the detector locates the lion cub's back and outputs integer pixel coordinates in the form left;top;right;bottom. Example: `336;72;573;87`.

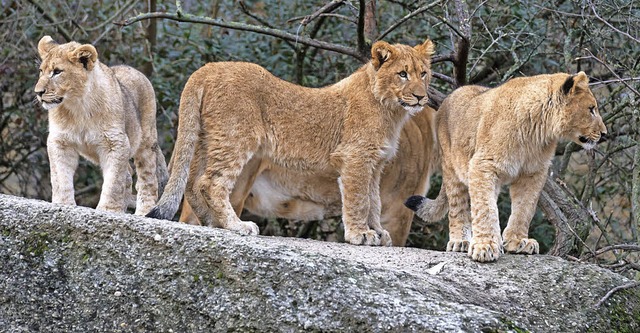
437;85;489;158
110;65;157;152
111;65;155;104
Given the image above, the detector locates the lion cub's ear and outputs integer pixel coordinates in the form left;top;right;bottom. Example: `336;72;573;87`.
38;36;58;59
69;44;98;71
562;71;590;95
371;41;397;70
415;39;435;60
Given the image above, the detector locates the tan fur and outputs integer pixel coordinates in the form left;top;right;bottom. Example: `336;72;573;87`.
179;107;437;246
35;36;168;215
148;39;435;246
407;72;607;261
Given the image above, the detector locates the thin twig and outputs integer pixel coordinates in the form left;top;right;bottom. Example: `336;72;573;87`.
594;281;640;308
377;0;442;41
289;13;356;24
588;0;640;44
590;77;640;86
585;244;640;259
293;0;345;26
582;49;640;97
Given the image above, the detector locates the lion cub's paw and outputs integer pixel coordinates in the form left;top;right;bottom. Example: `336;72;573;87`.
504;238;539;254
228;221;260;236
468;238;503;262
446;239;469;252
345;229;381;246
379;229;393;247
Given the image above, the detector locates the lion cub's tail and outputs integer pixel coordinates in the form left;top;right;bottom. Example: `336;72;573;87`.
404;184;448;222
146;82;204;221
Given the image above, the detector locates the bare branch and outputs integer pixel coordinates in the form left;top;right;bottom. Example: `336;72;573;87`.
582;49;640;97
115;11;369;63
431;71;455;85
377;0;442;41
288;13;357;25
594;281;640;308
589;77;640;86
293;0;345;26
584;244;640;259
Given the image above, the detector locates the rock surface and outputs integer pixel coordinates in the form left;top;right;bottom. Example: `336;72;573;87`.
0;193;638;332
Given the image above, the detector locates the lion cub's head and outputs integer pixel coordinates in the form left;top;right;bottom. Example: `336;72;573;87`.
558;72;608;150
35;36;99;110
370;39;435;115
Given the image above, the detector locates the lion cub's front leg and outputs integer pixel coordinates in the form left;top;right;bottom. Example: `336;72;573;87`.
95;134;131;213
337;156;389;246
365;167;392;246
48;137;79;205
501;170;545;255
468;159;503;262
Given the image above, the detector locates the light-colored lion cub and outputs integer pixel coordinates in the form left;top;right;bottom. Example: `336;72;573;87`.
405;72;607;261
35;36;168;215
148;39;435;246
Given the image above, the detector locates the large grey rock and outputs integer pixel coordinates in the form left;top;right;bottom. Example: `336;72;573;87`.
0;193;638;332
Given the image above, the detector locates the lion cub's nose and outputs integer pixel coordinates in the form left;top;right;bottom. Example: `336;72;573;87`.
412;93;425;102
598;132;609;143
35;89;45;97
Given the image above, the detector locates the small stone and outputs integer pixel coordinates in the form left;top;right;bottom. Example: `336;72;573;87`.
154;234;162;241
114;291;122;297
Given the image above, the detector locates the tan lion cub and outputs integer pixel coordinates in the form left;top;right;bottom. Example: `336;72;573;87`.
35;36;168;215
148;39;435;246
405;72;607;261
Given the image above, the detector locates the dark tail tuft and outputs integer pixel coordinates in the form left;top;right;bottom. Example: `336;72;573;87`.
404;195;426;212
146;206;169;220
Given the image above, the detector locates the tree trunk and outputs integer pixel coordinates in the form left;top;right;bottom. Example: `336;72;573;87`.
364;0;378;43
141;0;157;77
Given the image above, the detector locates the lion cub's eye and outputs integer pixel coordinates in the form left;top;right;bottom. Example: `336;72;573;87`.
421;71;428;79
589;106;596;116
52;68;63;76
398;71;408;79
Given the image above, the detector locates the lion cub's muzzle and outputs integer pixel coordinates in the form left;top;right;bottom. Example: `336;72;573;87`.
578;132;608;149
35;89;64;110
399;93;427;114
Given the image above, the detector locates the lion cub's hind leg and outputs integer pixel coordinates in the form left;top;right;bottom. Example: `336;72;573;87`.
501;171;545;255
444;177;472;252
133;143;160;215
467;159;503;262
192;135;260;236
